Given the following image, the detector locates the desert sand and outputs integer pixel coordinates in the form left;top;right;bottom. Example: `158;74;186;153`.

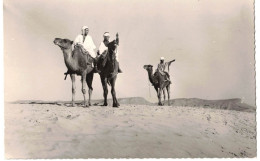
5;102;256;158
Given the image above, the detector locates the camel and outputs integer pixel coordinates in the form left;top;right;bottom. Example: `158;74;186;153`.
97;33;120;107
143;65;171;106
53;38;94;107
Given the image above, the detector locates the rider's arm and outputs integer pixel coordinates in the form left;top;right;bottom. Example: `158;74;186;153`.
166;59;175;66
169;59;175;64
157;64;162;72
165;59;175;72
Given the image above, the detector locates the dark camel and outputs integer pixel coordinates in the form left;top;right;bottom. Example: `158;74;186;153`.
143;65;171;106
97;33;120;107
54;38;94;107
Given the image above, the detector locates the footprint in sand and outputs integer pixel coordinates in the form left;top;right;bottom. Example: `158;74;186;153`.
174;133;183;137
229;152;238;157
206;115;211;121
51;117;58;123
47;128;52;132
66;114;80;120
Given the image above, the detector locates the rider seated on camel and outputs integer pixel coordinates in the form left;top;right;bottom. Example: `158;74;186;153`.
97;32;122;73
72;25;100;73
156;57;175;83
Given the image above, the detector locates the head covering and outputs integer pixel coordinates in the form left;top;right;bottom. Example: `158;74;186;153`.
160;57;165;60
103;32;110;37
82;26;89;30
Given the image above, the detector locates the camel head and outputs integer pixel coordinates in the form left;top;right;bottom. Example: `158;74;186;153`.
53;38;73;50
107;40;118;54
143;65;153;73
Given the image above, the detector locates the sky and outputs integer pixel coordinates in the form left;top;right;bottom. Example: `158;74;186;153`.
3;0;256;106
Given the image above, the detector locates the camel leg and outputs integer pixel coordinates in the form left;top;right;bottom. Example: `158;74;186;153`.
86;73;94;106
88;88;92;106
114;76;120;107
101;76;108;106
154;87;158;95
158;88;163;106
81;71;88;108
154;87;160;106
70;74;76;107
155;87;160;105
166;85;170;106
163;88;166;105
110;76;119;108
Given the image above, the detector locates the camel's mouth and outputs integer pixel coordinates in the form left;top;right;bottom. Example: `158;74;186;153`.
54;38;65;45
53;39;60;45
53;39;65;49
53;41;58;45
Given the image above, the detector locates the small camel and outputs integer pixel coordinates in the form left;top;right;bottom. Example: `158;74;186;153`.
143;65;171;106
54;38;94;107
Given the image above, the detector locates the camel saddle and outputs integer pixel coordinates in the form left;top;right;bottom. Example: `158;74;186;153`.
152;71;170;85
74;44;91;60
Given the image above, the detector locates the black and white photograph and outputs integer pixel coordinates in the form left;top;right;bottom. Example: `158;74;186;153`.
3;0;257;159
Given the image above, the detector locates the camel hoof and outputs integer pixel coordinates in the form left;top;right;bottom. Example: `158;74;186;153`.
102;103;108;106
71;103;76;107
88;102;92;106
83;103;89;108
113;104;119;108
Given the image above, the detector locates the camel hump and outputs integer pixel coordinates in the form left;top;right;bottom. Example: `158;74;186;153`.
74;44;90;56
154;71;170;82
73;45;92;65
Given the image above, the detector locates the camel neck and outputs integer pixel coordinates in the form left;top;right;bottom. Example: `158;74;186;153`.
147;70;154;85
62;48;73;60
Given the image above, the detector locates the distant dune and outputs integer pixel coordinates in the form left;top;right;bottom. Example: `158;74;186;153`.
12;97;255;112
166;98;256;112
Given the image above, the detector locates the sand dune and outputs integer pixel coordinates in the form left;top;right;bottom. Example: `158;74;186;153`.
5;101;256;158
167;98;256;112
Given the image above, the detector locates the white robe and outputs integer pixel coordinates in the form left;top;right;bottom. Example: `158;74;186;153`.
98;41;108;55
73;34;96;57
98;41;119;61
